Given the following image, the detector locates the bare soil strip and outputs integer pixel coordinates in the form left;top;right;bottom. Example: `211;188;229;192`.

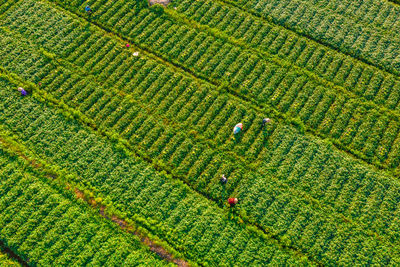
98;205;189;267
75;189;190;267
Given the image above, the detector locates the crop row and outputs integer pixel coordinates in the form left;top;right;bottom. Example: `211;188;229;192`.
0;1;16;15
172;0;400;113
0;251;20;266
0;76;305;265
232;0;400;76
282;0;400;34
0;147;169;266
247;126;400;239
243;0;400;36
2;7;400;266
33;0;400;173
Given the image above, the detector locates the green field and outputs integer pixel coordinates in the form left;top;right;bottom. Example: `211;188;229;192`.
1;0;400;265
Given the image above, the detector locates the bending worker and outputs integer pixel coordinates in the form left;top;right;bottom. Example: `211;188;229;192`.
228;198;238;207
220;174;227;184
262;118;271;128
233;123;243;135
85;5;92;13
17;87;27;96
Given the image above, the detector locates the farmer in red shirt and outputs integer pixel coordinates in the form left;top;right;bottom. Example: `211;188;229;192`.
228;198;238;207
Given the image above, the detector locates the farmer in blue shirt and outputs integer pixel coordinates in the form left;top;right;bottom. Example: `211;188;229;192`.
85;5;92;13
17;87;27;96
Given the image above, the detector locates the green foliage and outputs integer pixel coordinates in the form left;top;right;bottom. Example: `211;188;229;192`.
2;0;400;265
139;0;150;9
150;3;165;15
0;251;20;266
232;0;400;76
0;76;303;265
0;147;168;266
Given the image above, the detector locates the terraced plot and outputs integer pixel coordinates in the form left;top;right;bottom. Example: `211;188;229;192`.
1;0;400;265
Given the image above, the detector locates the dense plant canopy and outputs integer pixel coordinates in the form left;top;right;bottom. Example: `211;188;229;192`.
1;0;400;265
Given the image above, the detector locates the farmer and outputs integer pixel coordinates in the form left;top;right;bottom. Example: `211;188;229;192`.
220;174;227;184
228;198;238;207
85;5;92;13
233;123;243;135
262;118;271;128
17;87;27;96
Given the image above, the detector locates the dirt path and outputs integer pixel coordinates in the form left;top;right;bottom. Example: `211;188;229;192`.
76;190;190;267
